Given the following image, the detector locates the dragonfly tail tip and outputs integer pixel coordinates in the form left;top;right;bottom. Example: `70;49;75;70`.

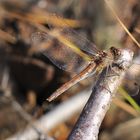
46;97;52;102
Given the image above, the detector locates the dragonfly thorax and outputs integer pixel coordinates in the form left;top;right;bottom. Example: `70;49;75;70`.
94;51;107;65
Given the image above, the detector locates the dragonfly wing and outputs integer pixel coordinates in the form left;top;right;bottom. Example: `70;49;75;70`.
31;31;91;73
48;14;100;55
60;28;99;56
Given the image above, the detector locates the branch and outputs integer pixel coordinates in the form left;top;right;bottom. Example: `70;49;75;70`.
68;49;133;140
7;89;91;140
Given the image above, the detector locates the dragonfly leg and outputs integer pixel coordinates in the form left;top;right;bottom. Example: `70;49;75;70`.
105;64;120;77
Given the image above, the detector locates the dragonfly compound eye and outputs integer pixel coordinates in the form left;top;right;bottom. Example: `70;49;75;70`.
110;46;121;58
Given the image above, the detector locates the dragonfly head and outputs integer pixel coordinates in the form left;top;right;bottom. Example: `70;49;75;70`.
110;46;121;60
110;47;134;70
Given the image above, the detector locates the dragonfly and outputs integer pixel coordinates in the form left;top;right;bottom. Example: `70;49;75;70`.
31;24;135;102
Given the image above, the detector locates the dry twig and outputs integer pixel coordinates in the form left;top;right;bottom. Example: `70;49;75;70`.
68;49;133;140
7;89;91;140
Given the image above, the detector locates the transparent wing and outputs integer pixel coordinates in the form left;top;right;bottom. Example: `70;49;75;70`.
31;31;92;73
59;28;99;56
50;14;100;55
32;13;100;55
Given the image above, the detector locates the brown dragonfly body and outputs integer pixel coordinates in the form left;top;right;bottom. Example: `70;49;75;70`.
47;47;120;101
32;28;121;102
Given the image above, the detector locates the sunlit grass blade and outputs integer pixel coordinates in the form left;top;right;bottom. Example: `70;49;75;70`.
118;87;140;112
35;26;92;61
56;34;92;61
113;98;140;117
29;14;92;61
4;10;92;61
104;0;140;48
27;12;85;28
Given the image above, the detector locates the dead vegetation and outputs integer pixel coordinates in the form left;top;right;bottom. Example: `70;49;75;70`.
0;0;140;140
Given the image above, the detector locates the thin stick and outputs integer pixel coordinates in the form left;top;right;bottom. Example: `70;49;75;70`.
7;89;91;140
68;49;133;140
104;0;140;48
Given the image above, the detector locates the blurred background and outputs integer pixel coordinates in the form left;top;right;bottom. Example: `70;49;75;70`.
0;0;140;139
